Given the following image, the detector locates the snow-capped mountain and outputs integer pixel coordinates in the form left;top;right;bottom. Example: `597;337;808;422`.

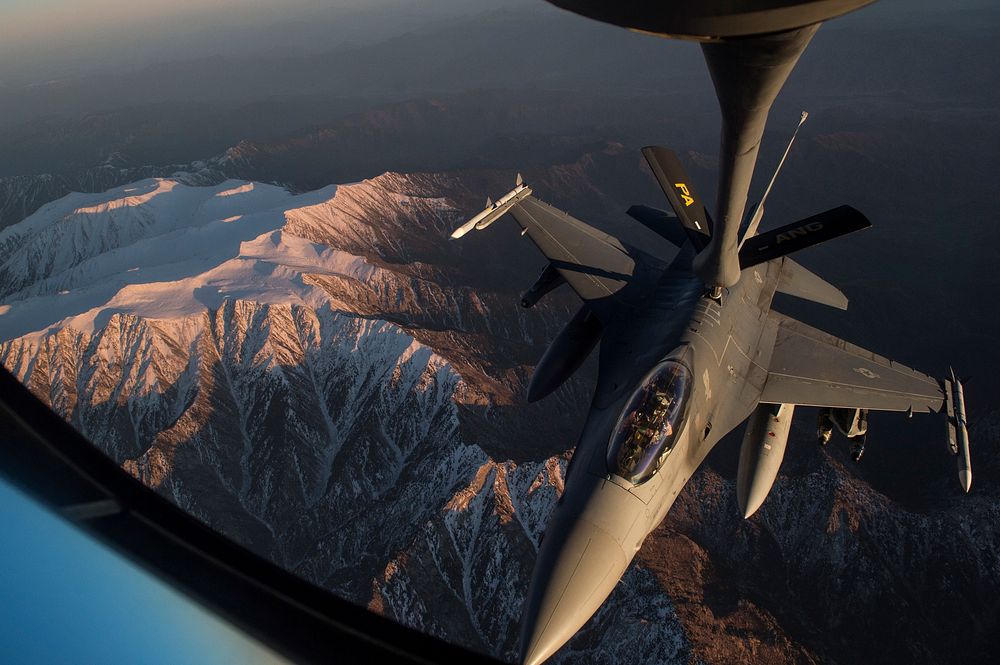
0;160;230;232
1;171;998;664
0;172;687;661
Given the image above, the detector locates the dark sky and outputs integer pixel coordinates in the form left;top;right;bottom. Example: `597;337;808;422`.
3;0;995;84
0;0;516;83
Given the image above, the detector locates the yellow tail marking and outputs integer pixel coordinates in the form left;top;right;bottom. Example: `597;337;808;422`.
674;182;695;207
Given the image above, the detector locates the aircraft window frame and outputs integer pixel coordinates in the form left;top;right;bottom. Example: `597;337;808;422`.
606;359;691;485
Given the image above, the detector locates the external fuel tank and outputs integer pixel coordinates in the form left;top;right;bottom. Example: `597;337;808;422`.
526;305;602;403
737;402;794;518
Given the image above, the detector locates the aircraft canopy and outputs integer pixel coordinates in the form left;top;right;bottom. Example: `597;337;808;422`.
607;360;691;484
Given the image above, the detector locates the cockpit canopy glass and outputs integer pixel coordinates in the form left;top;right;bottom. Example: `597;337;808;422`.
606;359;691;485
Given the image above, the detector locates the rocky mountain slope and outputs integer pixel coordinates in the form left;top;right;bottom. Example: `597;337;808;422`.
1;165;998;664
0;170;683;662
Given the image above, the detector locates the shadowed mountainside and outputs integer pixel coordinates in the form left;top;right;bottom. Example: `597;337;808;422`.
2;140;999;661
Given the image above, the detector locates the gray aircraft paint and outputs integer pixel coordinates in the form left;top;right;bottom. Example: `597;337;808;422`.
449;2;970;663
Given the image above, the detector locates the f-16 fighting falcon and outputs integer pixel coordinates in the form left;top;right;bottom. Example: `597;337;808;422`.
450;2;973;664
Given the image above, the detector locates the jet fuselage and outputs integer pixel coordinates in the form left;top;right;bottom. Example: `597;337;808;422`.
519;247;784;665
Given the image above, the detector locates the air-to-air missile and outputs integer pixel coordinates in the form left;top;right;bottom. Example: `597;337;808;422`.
449;175;531;239
946;369;973;492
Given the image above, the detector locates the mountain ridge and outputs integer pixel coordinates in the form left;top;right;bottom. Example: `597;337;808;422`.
2;166;998;663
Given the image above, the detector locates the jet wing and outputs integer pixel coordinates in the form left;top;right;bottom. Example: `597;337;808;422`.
452;179;640;303
761;312;945;413
505;196;636;301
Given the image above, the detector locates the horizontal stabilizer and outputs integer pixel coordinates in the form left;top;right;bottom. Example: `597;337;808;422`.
776;258;848;310
739;205;870;269
626;205;688;248
640;146;711;250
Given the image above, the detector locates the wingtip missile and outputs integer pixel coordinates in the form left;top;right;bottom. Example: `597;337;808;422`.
959;469;972;494
945;372;972;493
449;179;532;239
450;218;478;239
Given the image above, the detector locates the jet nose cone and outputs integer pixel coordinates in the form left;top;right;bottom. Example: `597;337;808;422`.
519;520;628;665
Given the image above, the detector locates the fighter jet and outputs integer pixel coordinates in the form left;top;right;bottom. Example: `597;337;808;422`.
449;2;973;664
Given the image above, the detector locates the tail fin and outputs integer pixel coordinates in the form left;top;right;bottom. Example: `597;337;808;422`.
738;205;870;269
640;146;711;251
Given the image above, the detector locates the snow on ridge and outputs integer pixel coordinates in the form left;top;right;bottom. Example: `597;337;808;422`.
72;179;181;215
0;177;385;340
283;174;457;240
1;178;232;244
0;178;292;252
238;230;375;282
0;236;372;338
0;178;296;303
214;182;257;197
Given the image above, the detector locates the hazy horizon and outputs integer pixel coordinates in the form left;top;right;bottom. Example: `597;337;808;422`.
3;0;995;85
0;0;523;84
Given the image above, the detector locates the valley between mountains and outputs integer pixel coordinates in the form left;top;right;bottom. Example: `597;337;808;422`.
1;165;997;664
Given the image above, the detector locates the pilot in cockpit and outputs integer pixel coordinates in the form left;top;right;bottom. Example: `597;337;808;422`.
609;361;690;483
621;388;676;465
